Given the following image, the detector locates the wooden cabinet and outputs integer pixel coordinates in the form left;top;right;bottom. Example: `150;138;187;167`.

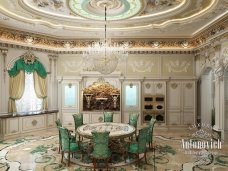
167;81;196;126
22;115;45;132
142;81;166;124
60;81;80;128
0;111;58;140
143;81;166;95
122;81;141;124
6;118;20;135
46;113;56;127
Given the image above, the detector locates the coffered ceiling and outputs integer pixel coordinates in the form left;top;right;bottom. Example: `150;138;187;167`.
0;0;227;39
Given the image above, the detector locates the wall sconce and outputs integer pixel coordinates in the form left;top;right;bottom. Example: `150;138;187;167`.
111;94;119;109
129;83;133;88
84;94;93;109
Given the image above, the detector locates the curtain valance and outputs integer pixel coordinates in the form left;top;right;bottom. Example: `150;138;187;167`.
8;58;47;78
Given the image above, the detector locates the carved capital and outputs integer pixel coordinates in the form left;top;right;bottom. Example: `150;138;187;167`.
213;44;221;52
48;54;58;60
0;49;8;56
214;58;225;81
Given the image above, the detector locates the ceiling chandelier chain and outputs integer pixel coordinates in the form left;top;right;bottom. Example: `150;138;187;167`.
83;3;129;75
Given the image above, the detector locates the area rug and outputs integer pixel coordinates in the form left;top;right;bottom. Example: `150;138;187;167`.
0;131;228;171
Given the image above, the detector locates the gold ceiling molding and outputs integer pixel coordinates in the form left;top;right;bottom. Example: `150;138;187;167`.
191;16;228;47
0;16;227;52
0;27;193;49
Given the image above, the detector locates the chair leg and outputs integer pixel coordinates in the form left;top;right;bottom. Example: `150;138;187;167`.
61;151;64;163
137;153;140;165
68;151;70;166
106;158;109;171
58;144;60;154
92;158;96;171
144;151;148;164
124;151;127;163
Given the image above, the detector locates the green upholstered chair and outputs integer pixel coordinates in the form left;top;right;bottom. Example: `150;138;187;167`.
55;118;62;127
73;113;84;141
59;127;80;166
55;119;62;153
91;131;112;171
129;113;139;139
127;126;150;164
147;118;156;149
103;112;114;122
55;119;75;154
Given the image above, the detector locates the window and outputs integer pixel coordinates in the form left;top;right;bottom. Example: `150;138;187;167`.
16;73;42;113
125;85;137;106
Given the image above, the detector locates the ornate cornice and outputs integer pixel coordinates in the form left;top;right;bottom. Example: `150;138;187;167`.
0;15;227;53
191;16;228;48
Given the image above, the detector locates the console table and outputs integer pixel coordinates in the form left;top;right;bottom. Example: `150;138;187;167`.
0;109;58;140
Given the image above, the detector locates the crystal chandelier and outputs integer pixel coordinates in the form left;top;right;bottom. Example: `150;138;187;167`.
83;5;128;75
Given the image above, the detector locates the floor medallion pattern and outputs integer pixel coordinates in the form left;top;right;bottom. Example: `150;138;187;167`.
0;130;227;171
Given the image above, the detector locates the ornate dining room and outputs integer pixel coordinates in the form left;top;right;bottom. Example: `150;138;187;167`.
0;0;228;171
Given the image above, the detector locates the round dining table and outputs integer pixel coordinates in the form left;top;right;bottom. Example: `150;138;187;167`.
77;122;135;139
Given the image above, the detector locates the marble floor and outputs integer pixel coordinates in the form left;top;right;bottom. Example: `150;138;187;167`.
0;128;228;171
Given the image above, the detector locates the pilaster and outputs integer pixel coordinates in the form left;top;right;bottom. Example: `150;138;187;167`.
212;44;228;142
48;54;58;109
0;49;8;112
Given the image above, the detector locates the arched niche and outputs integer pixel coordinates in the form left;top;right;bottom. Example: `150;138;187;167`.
199;66;215;126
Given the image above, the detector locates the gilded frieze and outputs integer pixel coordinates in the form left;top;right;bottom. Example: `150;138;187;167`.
0;16;227;52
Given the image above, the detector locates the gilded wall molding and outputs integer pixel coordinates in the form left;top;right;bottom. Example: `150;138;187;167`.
191;17;228;48
0;15;227;53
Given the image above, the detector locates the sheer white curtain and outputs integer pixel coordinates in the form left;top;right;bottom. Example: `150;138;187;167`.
16;73;42;113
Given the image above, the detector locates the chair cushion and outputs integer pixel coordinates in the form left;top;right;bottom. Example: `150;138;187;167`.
91;149;111;159
70;142;79;151
70;135;76;143
128;142;138;153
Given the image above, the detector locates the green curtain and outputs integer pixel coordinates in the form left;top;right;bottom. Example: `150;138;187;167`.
8;58;47;78
8;56;48;112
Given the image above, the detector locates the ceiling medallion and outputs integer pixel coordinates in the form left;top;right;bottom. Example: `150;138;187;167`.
69;0;143;21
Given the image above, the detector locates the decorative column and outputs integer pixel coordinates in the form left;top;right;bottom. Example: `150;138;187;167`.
212;44;226;141
1;49;8;82
0;49;8;112
48;54;58;109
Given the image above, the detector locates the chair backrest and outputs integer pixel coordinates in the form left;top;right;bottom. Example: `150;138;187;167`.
129;113;139;128
55;118;62;127
59;127;71;151
104;112;113;122
91;131;110;158
149;118;156;129
55;119;62;147
73;113;83;130
138;126;150;153
147;118;156;142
